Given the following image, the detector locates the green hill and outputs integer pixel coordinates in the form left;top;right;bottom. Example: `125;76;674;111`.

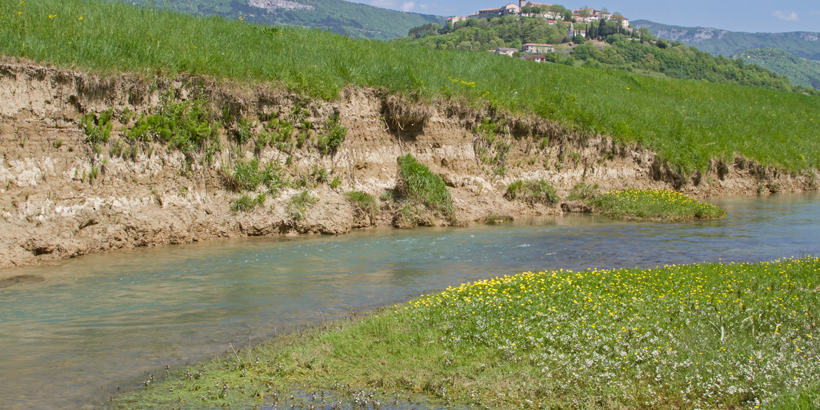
732;48;820;90
124;0;445;40
400;17;816;96
632;20;820;61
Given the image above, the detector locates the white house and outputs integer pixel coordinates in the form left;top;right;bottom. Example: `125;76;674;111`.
522;43;555;53
494;48;518;57
477;3;520;19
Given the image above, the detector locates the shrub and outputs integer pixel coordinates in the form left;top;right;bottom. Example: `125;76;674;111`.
505;179;559;205
395;154;455;222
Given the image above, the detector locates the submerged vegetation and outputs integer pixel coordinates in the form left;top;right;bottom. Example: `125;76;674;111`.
118;257;820;409
588;189;727;221
3;0;819;173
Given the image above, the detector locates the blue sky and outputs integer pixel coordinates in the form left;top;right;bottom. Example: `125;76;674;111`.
347;0;820;33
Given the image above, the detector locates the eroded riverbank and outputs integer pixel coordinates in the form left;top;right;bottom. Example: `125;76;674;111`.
2;62;816;270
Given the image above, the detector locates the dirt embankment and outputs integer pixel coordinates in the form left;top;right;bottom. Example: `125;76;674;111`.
0;62;816;270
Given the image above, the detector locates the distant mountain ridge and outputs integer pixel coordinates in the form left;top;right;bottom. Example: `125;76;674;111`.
124;0;445;40
632;20;820;61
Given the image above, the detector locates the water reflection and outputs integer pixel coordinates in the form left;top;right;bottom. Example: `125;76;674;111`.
0;193;818;409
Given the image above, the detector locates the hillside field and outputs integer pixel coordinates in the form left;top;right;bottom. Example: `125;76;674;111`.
2;0;819;173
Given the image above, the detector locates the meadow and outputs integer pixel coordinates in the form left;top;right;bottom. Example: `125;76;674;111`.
118;258;820;409
2;0;819;174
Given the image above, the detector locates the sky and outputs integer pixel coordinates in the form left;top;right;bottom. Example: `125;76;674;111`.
346;0;820;33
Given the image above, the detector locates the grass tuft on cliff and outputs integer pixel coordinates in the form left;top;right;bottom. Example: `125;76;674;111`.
2;0;819;173
505;179;559;206
116;258;820;409
589;189;727;221
395;154;455;223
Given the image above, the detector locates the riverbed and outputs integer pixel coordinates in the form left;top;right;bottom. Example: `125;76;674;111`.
1;193;818;409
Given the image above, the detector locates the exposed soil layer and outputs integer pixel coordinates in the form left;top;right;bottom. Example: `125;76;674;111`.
1;62;816;271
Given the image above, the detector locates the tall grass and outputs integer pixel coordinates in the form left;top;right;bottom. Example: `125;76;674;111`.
2;0;819;172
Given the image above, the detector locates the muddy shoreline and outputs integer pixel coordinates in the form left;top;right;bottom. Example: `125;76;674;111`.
1;62;817;271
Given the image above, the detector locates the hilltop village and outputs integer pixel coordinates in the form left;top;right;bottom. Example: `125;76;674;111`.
445;2;632;60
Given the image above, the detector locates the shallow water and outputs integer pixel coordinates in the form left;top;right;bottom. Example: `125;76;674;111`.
1;193;819;409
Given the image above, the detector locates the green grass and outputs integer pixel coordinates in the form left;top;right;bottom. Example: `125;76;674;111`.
231;192;266;213
1;0;818;174
116;257;820;409
589;189;728;221
287;189;318;220
224;158;288;195
395;154;455;223
344;191;377;217
505;179;559;205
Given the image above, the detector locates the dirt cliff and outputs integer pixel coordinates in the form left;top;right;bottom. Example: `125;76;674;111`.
1;62;816;270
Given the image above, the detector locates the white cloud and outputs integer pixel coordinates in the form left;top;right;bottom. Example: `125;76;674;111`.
419;3;429;10
401;1;416;12
370;0;397;8
773;10;799;21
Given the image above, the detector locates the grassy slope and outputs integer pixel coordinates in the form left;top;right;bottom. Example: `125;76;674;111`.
633;19;820;61
3;0;819;173
733;48;820;90
119;258;820;409
124;0;446;40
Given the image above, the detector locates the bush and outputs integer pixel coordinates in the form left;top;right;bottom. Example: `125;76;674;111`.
395;154;455;222
505;179;559;205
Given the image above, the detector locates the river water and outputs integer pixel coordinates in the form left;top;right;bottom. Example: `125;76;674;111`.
1;193;819;409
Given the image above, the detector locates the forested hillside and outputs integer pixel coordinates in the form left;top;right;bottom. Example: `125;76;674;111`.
122;0;445;40
732;48;820;90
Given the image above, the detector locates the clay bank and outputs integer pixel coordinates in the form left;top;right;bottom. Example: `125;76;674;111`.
0;62;816;270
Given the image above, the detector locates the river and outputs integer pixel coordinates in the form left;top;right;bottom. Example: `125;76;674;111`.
1;193;818;409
